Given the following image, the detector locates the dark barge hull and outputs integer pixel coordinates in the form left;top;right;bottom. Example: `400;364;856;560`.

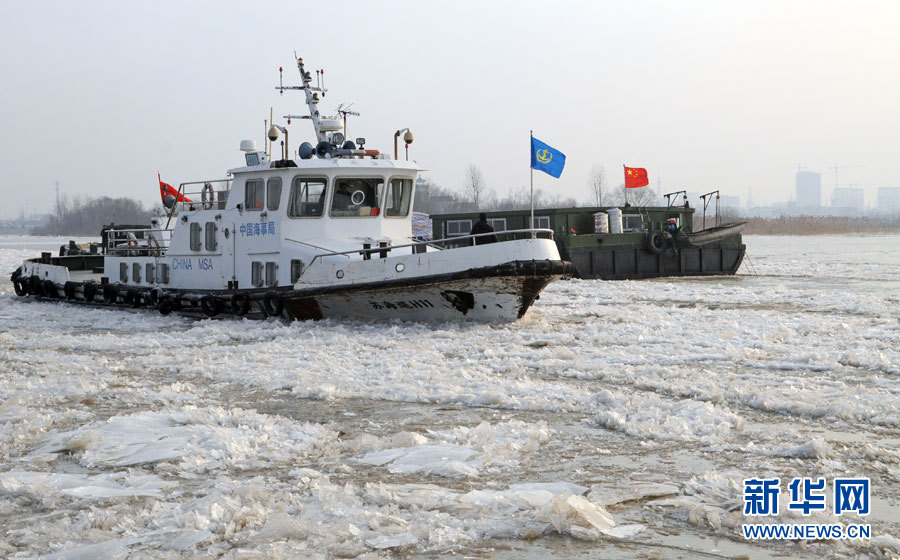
557;233;745;280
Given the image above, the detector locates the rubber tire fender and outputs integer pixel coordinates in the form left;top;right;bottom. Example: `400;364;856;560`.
83;283;97;303
63;281;77;300
158;296;180;316
102;284;118;304
647;231;667;255
129;290;143;308
262;291;284;317
29;275;42;297
200;295;222;317
231;292;251;316
42;279;58;298
13;276;28;296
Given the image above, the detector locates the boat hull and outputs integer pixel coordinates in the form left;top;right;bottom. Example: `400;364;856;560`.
11;258;571;323
560;234;745;280
283;259;569;321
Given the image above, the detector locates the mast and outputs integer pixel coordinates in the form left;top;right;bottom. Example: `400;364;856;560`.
276;54;328;143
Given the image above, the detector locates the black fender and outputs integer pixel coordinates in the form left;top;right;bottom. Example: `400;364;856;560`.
102;284;119;304
63;281;78;300
29;276;42;297
646;231;667;255
201;295;222;317
83;283;97;303
42;279;58;298
231;292;251;316
262;291;284;317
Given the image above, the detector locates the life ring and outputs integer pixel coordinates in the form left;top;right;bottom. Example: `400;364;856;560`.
200;295;222;317
350;189;366;206
646;231;667;255
83;283;97;302
231;292;251;316
102;284;118;304
202;183;215;209
42;279;58;298
262;291;284;317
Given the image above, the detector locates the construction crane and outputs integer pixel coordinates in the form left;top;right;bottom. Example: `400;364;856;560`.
828;164;863;189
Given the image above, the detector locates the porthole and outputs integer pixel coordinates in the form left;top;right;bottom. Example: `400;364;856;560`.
336;270;344;279
395;263;405;273
224;228;230;239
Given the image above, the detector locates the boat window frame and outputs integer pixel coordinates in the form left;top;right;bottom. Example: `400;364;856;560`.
622;214;644;232
329;175;385;219
286;175;329;219
383;176;415;219
244;178;265;211
266;176;283;211
446;219;472;237
489;218;507;232
532;215;551;229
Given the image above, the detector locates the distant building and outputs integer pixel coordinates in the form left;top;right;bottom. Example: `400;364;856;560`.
877;186;900;212
831;187;864;210
796;170;821;207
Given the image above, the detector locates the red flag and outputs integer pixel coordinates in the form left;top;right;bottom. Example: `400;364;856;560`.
158;172;192;203
624;166;649;189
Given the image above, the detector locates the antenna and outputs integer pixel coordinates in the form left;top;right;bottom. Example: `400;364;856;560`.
335;103;360;138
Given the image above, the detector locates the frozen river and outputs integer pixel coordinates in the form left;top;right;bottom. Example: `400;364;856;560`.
1;234;898;558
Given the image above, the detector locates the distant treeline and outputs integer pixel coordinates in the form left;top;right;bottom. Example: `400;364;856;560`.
33;195;152;236
738;215;900;235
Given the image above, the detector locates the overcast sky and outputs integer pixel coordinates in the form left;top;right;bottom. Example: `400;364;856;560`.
2;0;898;217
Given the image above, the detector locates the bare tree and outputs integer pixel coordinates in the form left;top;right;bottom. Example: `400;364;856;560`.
587;165;606;206
464;164;486;209
605;184;663;207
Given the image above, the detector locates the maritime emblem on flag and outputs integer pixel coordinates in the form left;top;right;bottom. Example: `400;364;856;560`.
536;149;552;164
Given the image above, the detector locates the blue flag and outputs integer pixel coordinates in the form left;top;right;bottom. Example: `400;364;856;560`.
531;136;566;178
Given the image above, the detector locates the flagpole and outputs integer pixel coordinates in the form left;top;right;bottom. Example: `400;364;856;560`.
530;130;535;239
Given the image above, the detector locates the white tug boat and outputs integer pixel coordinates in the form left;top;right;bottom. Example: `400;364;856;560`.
11;56;571;322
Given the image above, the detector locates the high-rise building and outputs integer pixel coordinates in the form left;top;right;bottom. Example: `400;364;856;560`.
795;170;821;207
877;187;900;212
831;187;865;209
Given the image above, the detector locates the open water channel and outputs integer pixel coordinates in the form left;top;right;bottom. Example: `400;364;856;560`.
0;234;898;558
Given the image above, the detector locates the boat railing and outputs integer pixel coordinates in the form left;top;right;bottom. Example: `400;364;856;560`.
305;228;554;266
105;227;173;257
176;179;233;211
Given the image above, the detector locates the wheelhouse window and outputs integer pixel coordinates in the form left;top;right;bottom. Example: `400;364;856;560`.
266;177;282;211
385;178;413;217
446;220;472;237
489;218;507;232
245;179;264;210
532;216;550;229
287;177;327;218
331;177;384;217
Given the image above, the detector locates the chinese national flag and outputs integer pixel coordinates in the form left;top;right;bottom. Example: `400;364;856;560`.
624;166;649;189
158;172;192;203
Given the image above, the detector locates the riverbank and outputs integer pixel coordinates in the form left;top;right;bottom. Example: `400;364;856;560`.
737;215;899;235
